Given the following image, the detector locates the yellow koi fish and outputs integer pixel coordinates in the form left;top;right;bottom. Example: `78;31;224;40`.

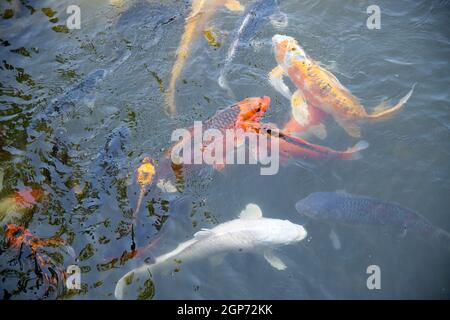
166;0;245;115
269;35;415;138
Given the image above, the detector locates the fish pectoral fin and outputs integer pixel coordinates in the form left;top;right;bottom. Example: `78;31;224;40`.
291;90;310;125
336;117;362;138
264;250;287;270
209;253;227;267
269;65;291;100
224;0;245;11
329;229;342;250
194;228;215;240
239;203;263;220
186;10;203;22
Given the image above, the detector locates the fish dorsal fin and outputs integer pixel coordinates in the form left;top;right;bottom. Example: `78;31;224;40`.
194;228;215;240
239;203;263;220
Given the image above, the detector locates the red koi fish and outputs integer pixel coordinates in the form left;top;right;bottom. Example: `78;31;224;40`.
13;188;44;209
248;123;369;161
155;96;271;189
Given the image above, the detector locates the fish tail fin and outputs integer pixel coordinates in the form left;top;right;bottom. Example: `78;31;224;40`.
114;264;155;300
366;84;415;120
342;140;369;160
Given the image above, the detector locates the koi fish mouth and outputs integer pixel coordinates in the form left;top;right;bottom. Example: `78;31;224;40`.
272;34;307;66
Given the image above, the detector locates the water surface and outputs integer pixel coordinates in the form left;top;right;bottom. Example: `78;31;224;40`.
0;0;449;299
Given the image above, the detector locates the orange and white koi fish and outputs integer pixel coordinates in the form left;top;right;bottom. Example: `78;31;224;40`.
269;34;415;138
166;0;245;114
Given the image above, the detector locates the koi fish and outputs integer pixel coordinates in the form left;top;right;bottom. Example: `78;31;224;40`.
166;0;245;114
115;203;307;299
132;96;270;222
5;224;67;252
270;34;415;138
248;123;369;161
159;96;270;182
295;191;450;249
0;187;44;227
97;124;131;177
116;0;178;49
4;224;72;296
134;157;156;219
45;51;130;117
13;188;43;209
218;0;287;96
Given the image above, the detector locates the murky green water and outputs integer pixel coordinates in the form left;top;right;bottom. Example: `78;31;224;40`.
1;0;449;299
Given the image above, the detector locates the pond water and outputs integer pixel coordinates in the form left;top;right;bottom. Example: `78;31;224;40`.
0;0;449;299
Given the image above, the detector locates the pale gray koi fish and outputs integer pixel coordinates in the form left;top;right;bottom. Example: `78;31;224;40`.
115;203;307;299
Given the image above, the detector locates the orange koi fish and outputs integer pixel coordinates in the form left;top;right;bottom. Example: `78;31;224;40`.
1;187;44;227
166;0;245;114
133;157;156;219
5;224;67;253
13;188;44;209
4;224;70;295
269;35;415;138
132;96;270;220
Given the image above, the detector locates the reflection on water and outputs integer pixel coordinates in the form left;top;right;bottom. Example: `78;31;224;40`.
0;0;449;299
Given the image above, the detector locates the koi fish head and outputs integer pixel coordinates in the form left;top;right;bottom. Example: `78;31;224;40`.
236;96;271;123
272;34;307;69
5;224;31;248
136;157;156;187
